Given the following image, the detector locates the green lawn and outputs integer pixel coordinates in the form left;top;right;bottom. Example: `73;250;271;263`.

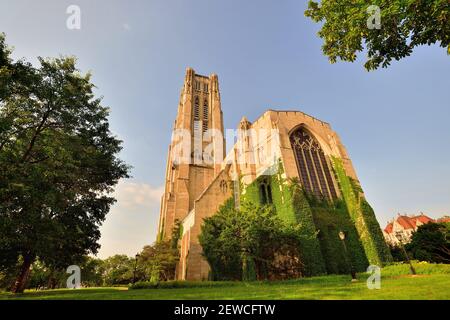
1;263;449;300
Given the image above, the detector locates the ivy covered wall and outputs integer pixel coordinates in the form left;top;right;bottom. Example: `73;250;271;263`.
241;163;327;276
310;204;369;273
331;157;393;266
240;157;391;277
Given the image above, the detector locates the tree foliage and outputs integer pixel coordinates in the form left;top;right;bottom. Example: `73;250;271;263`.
406;222;450;263
0;33;129;292
305;0;450;70
138;241;179;282
388;244;407;262
102;255;135;286
199;199;305;281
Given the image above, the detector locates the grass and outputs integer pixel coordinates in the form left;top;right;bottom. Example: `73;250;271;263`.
1;262;449;300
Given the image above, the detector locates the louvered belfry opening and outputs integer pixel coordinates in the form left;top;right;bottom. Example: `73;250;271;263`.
202;100;208;133
290;126;337;201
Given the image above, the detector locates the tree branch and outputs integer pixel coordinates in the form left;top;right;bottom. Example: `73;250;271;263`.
21;103;52;162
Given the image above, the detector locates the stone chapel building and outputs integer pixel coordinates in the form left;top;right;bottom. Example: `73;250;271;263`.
157;68;392;281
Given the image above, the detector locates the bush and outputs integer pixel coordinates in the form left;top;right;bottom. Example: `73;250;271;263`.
138;241;179;282
129;280;239;290
199;200;305;281
388;244;408;262
127;262;450;289
406;222;450;264
380;261;450;277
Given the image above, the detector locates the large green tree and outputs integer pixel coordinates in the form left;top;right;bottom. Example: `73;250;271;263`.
199;200;243;280
0;34;129;293
102;255;135;285
406;222;450;263
305;0;450;70
138;241;179;281
199;200;305;281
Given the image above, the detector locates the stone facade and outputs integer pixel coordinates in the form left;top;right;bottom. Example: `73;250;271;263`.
158;68;392;281
157;68;224;243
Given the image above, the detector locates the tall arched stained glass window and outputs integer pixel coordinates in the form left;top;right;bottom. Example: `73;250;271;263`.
290;127;337;201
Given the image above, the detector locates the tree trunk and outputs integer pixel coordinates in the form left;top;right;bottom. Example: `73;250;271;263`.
11;254;34;294
46;270;53;289
241;253;249;281
255;261;262;281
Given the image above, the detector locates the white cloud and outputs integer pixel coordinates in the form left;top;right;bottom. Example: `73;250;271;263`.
113;180;164;209
122;23;131;31
97;180;164;258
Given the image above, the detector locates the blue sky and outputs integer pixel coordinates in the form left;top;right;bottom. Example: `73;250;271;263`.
1;0;449;258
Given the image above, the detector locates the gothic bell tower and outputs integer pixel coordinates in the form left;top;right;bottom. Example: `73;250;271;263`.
157;68;225;240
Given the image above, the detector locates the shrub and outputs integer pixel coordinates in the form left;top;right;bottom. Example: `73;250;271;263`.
380;261;450;277
406;222;450;264
199;200;305;281
129;280;239;290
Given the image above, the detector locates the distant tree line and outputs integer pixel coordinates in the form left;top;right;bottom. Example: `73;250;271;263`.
0;240;180;291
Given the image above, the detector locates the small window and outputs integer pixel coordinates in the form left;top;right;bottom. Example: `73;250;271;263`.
204;83;209;93
259;178;273;205
219;180;228;193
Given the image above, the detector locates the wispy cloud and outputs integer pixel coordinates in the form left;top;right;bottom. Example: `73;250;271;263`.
98;180;164;258
113;180;163;208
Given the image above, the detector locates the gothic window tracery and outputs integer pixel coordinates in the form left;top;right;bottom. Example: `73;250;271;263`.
290;127;337;201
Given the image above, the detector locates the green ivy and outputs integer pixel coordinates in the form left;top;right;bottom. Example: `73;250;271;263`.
331;156;393;266
311;204;369;274
287;182;327;276
207;156;392;279
242;162;326;276
157;219;165;242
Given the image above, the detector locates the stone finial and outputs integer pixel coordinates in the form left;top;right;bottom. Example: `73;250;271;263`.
210;73;220;97
239;116;251;130
185;67;195;81
184;67;195;93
